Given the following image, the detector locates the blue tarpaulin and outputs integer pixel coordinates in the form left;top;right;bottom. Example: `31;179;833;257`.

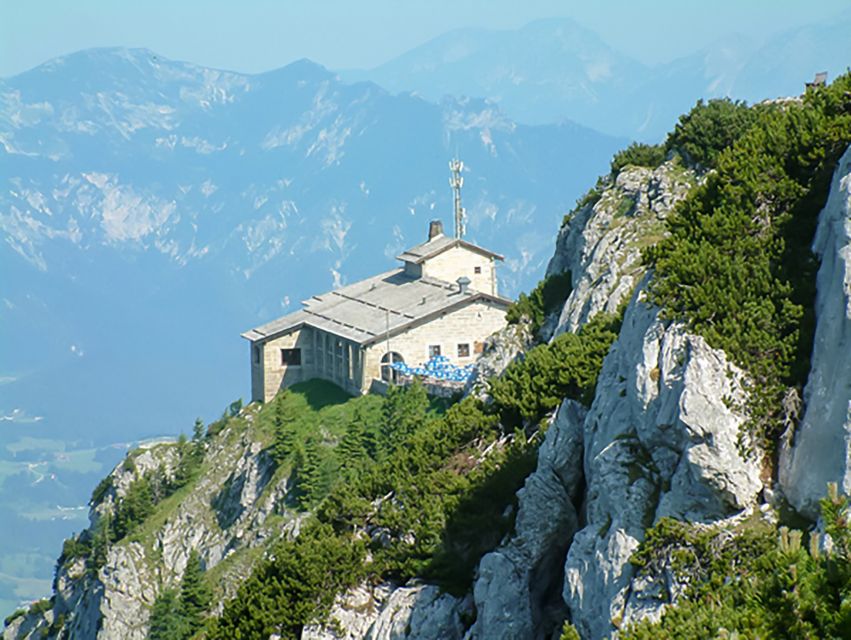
391;355;474;383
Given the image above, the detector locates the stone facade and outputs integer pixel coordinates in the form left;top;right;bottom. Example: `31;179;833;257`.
362;298;508;388
420;245;498;295
251;298;508;402
245;222;509;403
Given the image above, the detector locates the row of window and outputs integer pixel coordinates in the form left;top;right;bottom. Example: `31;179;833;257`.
429;343;471;358
257;343;478;368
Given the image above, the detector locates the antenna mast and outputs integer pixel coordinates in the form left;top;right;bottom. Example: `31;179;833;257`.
449;158;465;239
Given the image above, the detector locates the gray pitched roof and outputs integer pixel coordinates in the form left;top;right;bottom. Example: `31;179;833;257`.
396;233;504;264
242;268;511;345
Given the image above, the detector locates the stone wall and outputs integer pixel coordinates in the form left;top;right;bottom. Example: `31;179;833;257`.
362;299;507;392
256;326;315;402
420;245;498;295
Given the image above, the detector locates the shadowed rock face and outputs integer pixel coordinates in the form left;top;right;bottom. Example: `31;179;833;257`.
780;144;851;519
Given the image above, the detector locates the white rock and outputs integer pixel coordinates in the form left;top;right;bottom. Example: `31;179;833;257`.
780;144;851;519
304;582;471;640
547;161;694;336
562;286;762;639
467;401;585;639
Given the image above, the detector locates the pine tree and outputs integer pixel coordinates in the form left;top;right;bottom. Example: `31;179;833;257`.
179;550;211;635
273;400;299;464
113;475;155;540
147;588;186;640
300;438;323;508
380;382;429;454
338;421;368;470
192;418;205;443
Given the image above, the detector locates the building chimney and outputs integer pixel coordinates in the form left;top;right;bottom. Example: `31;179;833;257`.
457;276;471;294
428;219;444;240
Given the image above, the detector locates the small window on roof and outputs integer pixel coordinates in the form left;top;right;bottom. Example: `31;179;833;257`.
281;348;301;366
428;345;441;358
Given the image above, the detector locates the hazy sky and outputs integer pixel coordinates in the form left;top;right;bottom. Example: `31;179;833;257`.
2;0;849;77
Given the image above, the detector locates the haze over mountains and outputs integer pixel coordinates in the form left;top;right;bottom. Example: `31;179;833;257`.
344;15;851;140
0;9;848;618
0;47;622;615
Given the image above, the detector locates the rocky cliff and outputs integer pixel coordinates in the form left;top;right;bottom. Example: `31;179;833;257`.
780;144;851;518
3;408;294;640
5;124;851;640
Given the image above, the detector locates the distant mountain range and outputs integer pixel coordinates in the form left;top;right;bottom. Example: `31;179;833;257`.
0;47;624;615
1;8;847;615
343;15;851;140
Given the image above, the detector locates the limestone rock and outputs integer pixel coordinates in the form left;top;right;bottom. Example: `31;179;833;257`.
780;144;851;519
5;405;293;640
303;582;471;640
467;401;585;639
562;287;763;639
466;318;534;400
463;279;763;640
547;161;694;335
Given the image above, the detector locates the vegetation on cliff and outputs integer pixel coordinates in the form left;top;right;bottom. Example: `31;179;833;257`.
647;74;851;448
622;486;851;639
207;308;620;638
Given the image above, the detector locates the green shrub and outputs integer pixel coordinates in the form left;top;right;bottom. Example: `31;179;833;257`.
147;550;211;640
506;271;573;336
89;475;114;506
647;73;851;448
611;142;666;175
491;311;622;427
4;609;26;627
57;534;92;571
209;524;366;640
622;485;851;639
664;98;758;169
28;598;52;617
147;589;186;640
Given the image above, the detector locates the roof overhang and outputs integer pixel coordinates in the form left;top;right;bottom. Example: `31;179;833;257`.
396;237;504;264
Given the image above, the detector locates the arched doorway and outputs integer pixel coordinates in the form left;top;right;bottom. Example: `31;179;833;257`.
380;351;405;383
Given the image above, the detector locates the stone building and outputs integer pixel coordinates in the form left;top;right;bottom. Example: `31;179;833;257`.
241;220;511;402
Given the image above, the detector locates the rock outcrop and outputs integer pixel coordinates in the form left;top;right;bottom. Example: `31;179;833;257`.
562;288;763;639
780;144;851;519
303;581;472;640
4;408;293;640
466;318;534;400
468;401;585;639
547;161;694;335
468;283;764;640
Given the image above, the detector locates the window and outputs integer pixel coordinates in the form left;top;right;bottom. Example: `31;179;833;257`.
428;345;441;358
281;348;301;366
457;343;470;357
474;266;482;274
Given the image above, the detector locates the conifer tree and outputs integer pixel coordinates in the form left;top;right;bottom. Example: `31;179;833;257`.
295;438;324;509
380;382;429;454
147;588;186;640
338;421;368;469
179;550;211;635
192;418;205;443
